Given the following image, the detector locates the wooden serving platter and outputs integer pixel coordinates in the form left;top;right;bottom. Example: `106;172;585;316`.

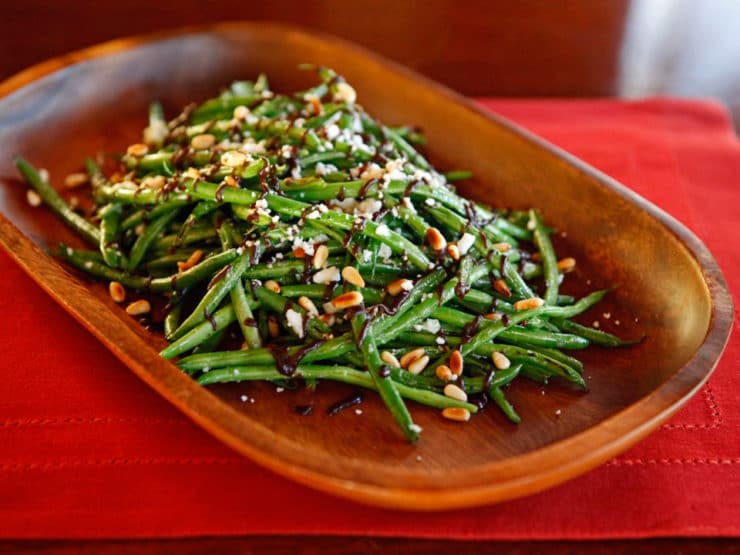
0;23;732;510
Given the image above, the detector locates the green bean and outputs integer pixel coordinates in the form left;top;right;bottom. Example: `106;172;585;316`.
531;210;560;305
16;158;100;245
161;304;237;359
128;207;180;271
99;203;123;267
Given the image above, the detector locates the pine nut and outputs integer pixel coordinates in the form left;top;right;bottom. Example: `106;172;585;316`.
492;242;511;252
425;226;447;251
331;291;363;309
142;175;165;190
483;312;502;321
493;279;512;297
492;351;511;370
557;257;577;273
514;297;545;311
233;105;249;121
306;94;322;115
435;364;453;381
442;407;471;422
380;351;401;368
264;280;281;293
26;190;42;207
176;250;204;273
64;172;88;189
446;243;460;260
298;296;319;317
125;299;150;316
449;350;464;376
400;348;426;369
341;266;365;287
387;278;413;296
313;244;329;269
108;281;126;303
333;82;357;104
126;143;149;157
444;383;468;402
220;150;247;167
268;315;280;338
407;355;430;375
191;133;216;150
318;313;336;327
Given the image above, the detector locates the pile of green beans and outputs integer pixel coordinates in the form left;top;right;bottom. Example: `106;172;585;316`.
15;66;634;443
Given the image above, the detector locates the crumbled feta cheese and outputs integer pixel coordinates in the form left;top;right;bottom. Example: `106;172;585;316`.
325;124;341;141
375;224;390;237
424;198;436;207
280;144;293;159
458;232;476;255
312;266;340;284
285;308;304;338
378;243;392;260
401;279;414;292
314;162;338;176
255;198;268;209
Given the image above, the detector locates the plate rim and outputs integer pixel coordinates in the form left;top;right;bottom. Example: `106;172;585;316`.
0;21;734;510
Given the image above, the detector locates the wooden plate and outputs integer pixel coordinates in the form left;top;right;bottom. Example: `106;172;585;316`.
0;23;733;510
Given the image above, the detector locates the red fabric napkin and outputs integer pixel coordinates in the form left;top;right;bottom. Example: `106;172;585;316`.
1;98;738;539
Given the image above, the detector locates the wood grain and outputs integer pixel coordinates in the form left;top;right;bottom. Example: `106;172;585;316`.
0;23;733;510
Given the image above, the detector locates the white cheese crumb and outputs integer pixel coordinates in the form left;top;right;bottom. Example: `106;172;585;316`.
285;308;305;338
435;336;446;345
424;198;436;207
325;124;341;141
355;409;363;415
378;243;392;260
458;232;476;255
276;387;285;393
555;409;562;416
408;423;423;434
312;266;340;284
401;279;414;291
375;224;390;237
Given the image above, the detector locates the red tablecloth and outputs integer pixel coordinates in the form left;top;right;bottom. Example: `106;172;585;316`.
1;98;738;539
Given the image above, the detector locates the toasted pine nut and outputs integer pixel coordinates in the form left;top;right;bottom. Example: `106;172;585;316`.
483;312;502;321
381;351;401;368
341;266;365;287
333;81;357;104
220;150;247;167
125;299;150;316
318;313;336;327
177;249;204;273
142;175;165;190
425;226;447;251
64;172;88;189
26;190;42;207
264;280;281;293
312;266;340;285
233;105;249;121
108;281;126;303
223;175;239;188
268;315;280;338
442;407;471;422
446;243;460;260
293;247;306;259
298;296;319;317
387;278;413;296
449;350;464;376
435;364;453;381
191;133;216;150
331;291;364;309
444;383;468;402
492;242;511;252
306;94;322;115
493;279;512;297
126;143;149;157
400;348;426;369
313;244;329;269
557;257;577;273
513;297;545;311
407;355;430;375
492;351;511;370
